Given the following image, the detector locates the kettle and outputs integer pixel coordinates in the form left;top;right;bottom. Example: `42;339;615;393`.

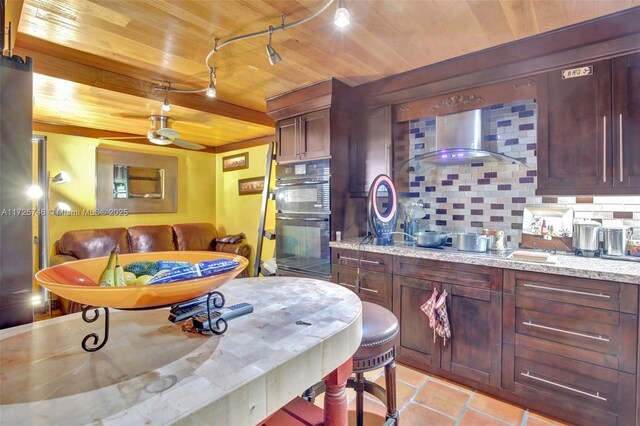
573;220;601;256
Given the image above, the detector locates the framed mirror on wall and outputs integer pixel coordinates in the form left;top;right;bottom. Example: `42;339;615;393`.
96;147;178;213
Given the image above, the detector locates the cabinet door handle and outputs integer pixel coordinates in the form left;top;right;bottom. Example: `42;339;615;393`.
521;371;607;401
602;115;607;183
360;287;380;294
619;114;623;183
523;320;610;342
338;282;356;289
522;283;611;299
339;256;381;265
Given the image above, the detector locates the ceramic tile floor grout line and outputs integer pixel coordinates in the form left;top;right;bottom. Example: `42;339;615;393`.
397;371;458;420
521;409;529;426
453;390;476;426
466;407;516;425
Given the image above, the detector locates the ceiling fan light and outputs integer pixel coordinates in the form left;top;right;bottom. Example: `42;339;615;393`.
266;44;282;66
334;0;350;28
161;98;171;112
149;135;173;145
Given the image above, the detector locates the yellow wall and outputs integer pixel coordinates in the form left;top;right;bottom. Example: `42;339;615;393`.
40;132;275;278
41;133;216;255
215;144;276;276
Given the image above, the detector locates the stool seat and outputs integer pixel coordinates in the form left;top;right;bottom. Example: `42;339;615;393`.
355;302;399;360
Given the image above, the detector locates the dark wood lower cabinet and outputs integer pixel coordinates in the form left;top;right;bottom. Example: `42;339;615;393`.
392;257;502;389
330;250;638;425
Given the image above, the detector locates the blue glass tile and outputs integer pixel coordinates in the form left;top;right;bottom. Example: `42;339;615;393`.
484;172;497;178
425;186;436;192
497;120;512;127
414;143;425;149
415;132;425;139
477;178;490;184
409;192;420;197
511;105;526;112
424;118;436;126
519;110;534;118
519;123;534;131
498;184;512;190
490;104;504;110
436;197;447;203
447;174;459;180
471;162;484;167
527;170;537;177
512;197;527;203
452;215;464;221
527;143;536;150
436;208;447;214
505;138;519;145
410;119;420;124
410;182;420;187
410;128;420;134
435;220;447;226
424;214;431;220
484;134;497;141
519;177;534;184
415;176;425;182
442;180;453;186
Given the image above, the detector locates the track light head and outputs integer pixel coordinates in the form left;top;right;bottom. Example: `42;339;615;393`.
266;44;282;66
334;0;350;28
266;26;283;65
206;68;217;98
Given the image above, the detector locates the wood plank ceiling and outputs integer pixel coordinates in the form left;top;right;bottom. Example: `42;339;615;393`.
12;0;640;148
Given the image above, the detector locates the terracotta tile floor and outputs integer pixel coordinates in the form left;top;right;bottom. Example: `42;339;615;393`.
316;364;570;426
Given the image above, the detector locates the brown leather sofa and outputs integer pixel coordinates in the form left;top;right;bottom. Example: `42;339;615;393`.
51;223;251;313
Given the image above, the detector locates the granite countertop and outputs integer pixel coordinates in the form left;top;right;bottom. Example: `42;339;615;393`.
0;277;363;426
331;239;640;285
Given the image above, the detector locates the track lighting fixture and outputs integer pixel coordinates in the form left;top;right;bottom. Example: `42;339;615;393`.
266;26;282;66
334;0;350;28
157;0;350;98
161;84;171;112
206;68;217;98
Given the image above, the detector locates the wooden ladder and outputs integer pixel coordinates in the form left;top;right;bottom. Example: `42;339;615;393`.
253;140;276;277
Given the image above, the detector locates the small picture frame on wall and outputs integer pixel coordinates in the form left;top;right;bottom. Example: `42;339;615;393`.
238;176;264;195
222;152;249;172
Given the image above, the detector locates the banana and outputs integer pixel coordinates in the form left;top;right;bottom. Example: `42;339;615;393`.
98;246;117;287
114;247;126;287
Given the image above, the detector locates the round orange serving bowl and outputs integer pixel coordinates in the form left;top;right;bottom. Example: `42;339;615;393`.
34;251;248;309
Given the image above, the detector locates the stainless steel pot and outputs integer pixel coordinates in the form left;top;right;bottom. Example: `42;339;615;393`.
453;233;488;252
573;220;602;253
414;231;448;248
602;226;628;256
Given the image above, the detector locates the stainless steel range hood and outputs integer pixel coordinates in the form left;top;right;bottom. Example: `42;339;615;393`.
396;109;528;172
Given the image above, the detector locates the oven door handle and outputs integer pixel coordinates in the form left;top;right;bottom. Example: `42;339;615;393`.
276;180;329;187
276;216;329;221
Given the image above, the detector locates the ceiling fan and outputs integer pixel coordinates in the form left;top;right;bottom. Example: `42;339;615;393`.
100;115;207;151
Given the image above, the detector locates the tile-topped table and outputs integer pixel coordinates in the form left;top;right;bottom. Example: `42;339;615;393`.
0;277;362;425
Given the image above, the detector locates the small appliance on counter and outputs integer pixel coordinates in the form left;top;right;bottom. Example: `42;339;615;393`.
602;226;628;257
367;174;398;245
572;220;602;257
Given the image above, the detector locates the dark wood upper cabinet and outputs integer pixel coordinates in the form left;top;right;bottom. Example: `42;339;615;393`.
275;109;330;163
537;53;640;195
350;106;393;197
612;53;640;189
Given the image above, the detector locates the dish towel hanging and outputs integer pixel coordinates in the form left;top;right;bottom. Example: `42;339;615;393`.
420;289;452;345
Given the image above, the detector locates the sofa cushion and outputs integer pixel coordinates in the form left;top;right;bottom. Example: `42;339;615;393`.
58;228;129;259
128;225;175;252
172;223;218;251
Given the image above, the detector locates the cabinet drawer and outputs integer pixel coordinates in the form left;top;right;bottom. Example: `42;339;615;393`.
515;297;637;373
332;264;392;310
513;346;636;425
393;256;502;291
332;249;392;274
509;271;637;314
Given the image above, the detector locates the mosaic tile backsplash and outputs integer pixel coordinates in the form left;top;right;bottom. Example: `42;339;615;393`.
403;100;640;247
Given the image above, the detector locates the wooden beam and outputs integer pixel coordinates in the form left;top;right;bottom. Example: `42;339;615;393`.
32;121;216;154
214;135;274;153
3;0;24;54
15;35;274;128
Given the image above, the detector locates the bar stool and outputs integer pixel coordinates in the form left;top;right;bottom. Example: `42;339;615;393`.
305;301;400;426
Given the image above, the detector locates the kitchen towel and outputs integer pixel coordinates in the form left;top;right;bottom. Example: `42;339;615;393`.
420;288;452;344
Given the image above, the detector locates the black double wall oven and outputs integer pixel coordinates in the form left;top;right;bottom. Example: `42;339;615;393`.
275;159;331;279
